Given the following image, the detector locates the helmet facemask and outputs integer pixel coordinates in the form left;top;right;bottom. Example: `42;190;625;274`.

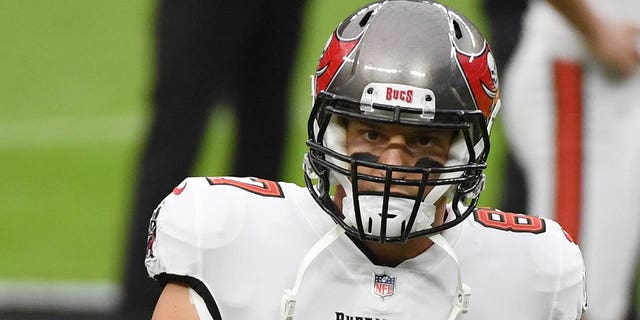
304;90;491;243
303;0;500;244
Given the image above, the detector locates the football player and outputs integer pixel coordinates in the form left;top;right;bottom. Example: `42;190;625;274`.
146;1;587;319
501;0;640;319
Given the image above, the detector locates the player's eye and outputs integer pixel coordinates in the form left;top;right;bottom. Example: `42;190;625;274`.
416;135;434;146
365;130;379;141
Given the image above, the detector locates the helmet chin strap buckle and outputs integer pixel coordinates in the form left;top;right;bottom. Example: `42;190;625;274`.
455;283;472;314
280;290;296;320
428;233;472;320
302;153;319;179
281;225;346;320
464;174;486;202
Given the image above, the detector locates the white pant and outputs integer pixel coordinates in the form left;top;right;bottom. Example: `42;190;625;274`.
502;2;640;319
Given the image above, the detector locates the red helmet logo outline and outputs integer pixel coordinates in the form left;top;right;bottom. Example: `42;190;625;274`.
455;42;499;117
315;30;363;94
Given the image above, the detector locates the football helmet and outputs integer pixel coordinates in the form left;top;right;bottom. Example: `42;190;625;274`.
304;0;501;243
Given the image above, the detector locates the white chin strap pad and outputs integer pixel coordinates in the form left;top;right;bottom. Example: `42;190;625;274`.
342;195;436;237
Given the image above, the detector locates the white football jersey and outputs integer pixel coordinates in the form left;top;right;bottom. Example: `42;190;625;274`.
146;177;586;320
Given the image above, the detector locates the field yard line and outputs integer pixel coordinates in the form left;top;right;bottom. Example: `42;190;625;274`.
0;280;120;312
0;112;148;149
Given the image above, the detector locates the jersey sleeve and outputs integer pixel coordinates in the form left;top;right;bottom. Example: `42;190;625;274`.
144;176;247;281
143;176;300;319
465;208;588;318
545;220;588;319
145;177;206;279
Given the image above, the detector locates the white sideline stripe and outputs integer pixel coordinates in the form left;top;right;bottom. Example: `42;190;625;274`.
0;281;121;312
0;112;147;149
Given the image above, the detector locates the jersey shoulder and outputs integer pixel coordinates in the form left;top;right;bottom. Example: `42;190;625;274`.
145;176;307;277
465;208;584;283
456;207;587;319
463;207;584;286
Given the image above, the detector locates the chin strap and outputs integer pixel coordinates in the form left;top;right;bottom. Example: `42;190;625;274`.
428;233;471;320
281;224;345;320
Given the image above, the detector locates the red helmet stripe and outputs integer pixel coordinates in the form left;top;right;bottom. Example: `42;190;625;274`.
456;44;498;117
315;31;361;94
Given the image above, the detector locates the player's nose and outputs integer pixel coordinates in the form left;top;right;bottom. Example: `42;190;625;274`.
378;136;413;177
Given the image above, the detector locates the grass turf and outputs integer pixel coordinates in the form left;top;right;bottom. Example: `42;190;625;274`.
0;0;498;282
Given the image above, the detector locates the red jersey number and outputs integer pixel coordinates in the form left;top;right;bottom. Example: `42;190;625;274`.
474;209;546;234
207;177;284;198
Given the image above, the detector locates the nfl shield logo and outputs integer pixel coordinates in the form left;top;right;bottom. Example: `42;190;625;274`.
373;273;396;299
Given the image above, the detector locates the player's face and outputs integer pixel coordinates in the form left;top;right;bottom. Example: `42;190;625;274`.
345;119;454;199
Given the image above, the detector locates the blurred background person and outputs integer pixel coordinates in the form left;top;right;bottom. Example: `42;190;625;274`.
120;0;307;318
482;0;529;214
501;0;640;319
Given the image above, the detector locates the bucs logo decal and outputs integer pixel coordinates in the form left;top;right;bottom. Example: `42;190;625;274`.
315;29;364;94
455;42;499;117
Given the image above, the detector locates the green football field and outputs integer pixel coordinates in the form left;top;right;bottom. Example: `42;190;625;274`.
1;0;502;286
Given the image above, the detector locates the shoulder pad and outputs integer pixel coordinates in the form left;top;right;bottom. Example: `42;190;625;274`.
145;177;249;277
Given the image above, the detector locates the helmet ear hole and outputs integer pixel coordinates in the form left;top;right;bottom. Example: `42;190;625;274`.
359;10;374;27
452;20;463;39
